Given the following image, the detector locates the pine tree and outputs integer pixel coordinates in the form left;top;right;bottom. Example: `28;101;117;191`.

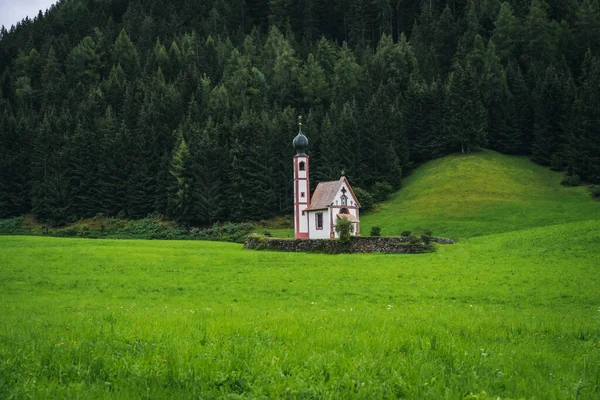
168;132;193;225
405;77;445;164
361;88;402;188
104;64;127;112
0;102;31;217
575;0;600;56
112;29;139;79
506;62;533;153
531;62;575;167
300;53;329;108
68;120;99;219
491;2;520;65
458;0;482;55
314;111;344;183
67;36;101;87
333;42;363;105
482;40;518;153
565;51;600;182
41;46;64;110
30;108;72;224
96;106;128;216
314;36;337;80
228;109;276;221
435;5;459;75
190;119;226;223
443;60;488;153
272;41;300;106
523;0;556;71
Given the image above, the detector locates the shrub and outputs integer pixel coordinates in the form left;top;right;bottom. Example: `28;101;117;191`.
279;217;293;228
353;187;374;212
220;222;255;242
561;174;581;186
0;217;25;234
335;218;354;243
370;226;381;237
371;181;394;203
421;229;433;245
54;227;78;237
262;231;273;237
406;234;421;245
401;230;411;237
590;185;600;199
120;218;171;239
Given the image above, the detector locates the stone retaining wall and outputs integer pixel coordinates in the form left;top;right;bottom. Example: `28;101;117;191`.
244;235;454;254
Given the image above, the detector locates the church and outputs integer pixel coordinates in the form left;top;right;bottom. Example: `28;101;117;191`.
292;118;361;239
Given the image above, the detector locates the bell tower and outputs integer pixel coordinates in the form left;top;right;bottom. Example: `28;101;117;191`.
293;116;310;239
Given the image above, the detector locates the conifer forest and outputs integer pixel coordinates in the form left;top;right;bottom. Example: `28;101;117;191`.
1;0;599;226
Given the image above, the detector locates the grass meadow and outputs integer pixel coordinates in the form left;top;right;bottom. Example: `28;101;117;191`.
1;150;599;399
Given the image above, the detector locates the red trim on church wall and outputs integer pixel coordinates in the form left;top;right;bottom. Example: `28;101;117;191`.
330;210;334;238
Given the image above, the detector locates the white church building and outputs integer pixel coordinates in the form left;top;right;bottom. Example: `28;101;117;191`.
292;118;361;239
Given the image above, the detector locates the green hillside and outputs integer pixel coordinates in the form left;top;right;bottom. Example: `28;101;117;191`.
361;149;600;239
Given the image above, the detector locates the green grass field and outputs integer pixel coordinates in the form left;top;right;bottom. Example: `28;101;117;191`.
1;150;599;399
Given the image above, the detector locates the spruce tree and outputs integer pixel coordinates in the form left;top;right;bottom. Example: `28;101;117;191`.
333;43;363;105
491;2;520;65
168;132;193;225
531;62;575;167
482;40;518;153
565;51;600;182
361;88;402;188
300;53;329;108
443;60;488;153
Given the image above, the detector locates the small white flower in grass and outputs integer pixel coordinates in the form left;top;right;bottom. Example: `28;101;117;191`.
311;302;316;305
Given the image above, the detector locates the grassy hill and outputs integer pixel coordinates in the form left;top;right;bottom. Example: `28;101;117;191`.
361;149;600;239
1;151;599;398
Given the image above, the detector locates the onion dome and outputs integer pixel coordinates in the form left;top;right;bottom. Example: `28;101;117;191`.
293;116;308;156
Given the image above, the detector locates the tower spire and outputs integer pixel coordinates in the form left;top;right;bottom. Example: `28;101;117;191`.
292;115;308;156
293;115;310;239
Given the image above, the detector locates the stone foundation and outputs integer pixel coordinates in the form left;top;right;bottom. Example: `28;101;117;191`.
244;235;454;254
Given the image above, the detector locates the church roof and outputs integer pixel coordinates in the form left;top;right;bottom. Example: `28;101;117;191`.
306;176;361;210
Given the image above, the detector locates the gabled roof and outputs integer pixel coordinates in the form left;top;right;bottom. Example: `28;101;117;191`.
306;176;361;210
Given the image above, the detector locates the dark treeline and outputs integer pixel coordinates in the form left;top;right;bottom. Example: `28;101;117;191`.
1;0;599;225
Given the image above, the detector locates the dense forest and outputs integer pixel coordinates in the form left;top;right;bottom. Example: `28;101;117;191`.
0;0;599;225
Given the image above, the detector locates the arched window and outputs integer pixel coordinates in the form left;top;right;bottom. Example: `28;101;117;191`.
316;212;323;230
341;194;347;206
299;161;305;171
340;207;349;214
